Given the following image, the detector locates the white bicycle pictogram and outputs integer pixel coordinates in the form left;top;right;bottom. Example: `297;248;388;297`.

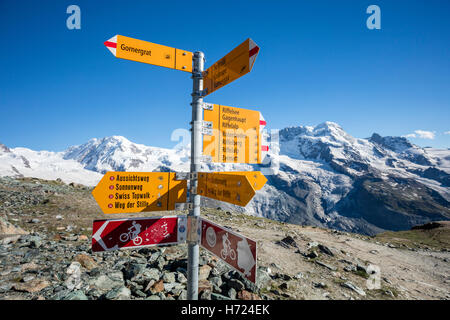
120;221;143;245
220;233;236;260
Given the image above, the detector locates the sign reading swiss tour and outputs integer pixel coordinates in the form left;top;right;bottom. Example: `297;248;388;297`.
92;172;187;214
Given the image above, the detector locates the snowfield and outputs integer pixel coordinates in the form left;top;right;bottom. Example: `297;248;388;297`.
1;122;449;235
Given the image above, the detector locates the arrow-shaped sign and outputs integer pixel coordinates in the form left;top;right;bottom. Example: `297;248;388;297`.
92;172;187;214
203;103;268;163
104;35;193;72
219;171;267;191
197;172;258;207
200;217;257;283
202;38;259;96
92;216;187;252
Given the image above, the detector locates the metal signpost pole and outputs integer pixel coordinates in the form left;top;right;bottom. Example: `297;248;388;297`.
187;51;204;300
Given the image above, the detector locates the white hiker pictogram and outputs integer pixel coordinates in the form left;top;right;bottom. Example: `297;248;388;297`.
120;221;143;245
220;232;236;260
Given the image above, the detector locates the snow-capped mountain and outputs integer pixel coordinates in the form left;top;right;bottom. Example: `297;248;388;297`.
1;122;449;235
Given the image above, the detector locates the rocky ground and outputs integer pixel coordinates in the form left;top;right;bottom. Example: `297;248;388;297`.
0;176;449;300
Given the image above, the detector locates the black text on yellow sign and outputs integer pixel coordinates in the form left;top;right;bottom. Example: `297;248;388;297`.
104;35;193;72
92;172;187;214
203;104;262;164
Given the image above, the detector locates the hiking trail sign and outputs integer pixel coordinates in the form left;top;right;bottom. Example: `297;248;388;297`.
202;38;260;96
200;217;257;283
99;35;264;300
92;172;186;214
104;35;193;72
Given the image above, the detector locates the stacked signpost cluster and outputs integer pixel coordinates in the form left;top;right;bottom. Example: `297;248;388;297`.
94;35;266;299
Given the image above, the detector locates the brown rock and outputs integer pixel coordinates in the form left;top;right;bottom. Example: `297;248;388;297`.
53;234;63;241
149;280;164;294
199;265;212;281
198;279;212;293
77;235;89;241
75;253;98;271
13;279;50;293
0;217;28;236
237;290;261;300
20;262;39;272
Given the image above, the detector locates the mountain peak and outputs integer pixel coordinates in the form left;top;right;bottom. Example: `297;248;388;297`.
369;133;415;153
0;142;11;153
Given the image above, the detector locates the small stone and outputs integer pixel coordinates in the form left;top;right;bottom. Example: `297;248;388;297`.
20;262;39;272
279;282;288;290
162;272;176;283
341;282;366;296
198;265;212;281
212;293;232;300
142;268;160;281
228;279;245;291
176;272;187;284
177;290;187;300
149;280;164;294
198;279;212;293
318;244;334;256
199;290;212;300
237;290;261;300
22;274;36;283
75;253;98;271
316;260;337;271
123;262;146;280
62;290;88;300
356;264;368;274
105;286;131;300
314;282;326;289
77;235;89;241
210;276;223;292
13;278;50;293
89;274;123;292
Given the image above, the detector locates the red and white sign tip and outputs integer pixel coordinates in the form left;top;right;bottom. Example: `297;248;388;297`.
260;113;269;154
104;35;117;56
249;39;260;71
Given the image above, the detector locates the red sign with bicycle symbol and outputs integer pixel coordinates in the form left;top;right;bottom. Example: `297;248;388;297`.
200;218;257;283
92;216;187;252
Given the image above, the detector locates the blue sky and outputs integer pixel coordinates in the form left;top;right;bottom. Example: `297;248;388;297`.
1;0;449;151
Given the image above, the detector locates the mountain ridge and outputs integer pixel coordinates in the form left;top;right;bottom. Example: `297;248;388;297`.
1;121;449;235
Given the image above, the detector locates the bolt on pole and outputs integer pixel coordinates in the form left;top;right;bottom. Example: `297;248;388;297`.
187;51;204;300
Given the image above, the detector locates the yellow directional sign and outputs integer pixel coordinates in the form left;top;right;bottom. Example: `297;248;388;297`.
203;38;259;96
203;104;263;163
197;172;256;207
220;171;267;191
92;172;187;214
104;35;193;72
